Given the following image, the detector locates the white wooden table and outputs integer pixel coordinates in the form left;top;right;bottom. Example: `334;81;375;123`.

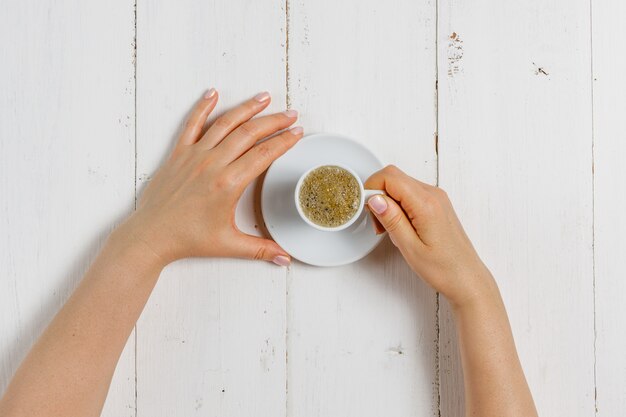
1;1;624;416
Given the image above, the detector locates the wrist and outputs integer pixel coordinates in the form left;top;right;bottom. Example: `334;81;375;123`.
106;221;170;272
448;265;501;313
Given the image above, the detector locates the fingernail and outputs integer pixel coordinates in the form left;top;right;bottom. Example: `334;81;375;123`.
290;126;304;135
283;109;298;118
204;88;216;99
254;91;271;102
368;195;388;214
272;255;291;266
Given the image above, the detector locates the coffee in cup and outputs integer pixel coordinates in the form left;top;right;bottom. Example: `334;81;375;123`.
294;164;384;231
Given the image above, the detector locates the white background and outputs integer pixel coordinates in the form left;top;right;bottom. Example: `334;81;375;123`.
1;1;624;416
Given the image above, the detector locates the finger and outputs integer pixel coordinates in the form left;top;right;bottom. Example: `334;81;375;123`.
177;88;219;147
229;232;291;266
365;165;431;203
367;194;425;250
229;126;304;185
215;110;298;162
365;165;442;236
369;212;386;234
199;91;272;149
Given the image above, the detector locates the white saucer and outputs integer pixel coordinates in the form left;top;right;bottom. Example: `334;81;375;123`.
261;133;386;267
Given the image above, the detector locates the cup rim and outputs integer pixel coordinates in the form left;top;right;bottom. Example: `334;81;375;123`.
294;163;365;232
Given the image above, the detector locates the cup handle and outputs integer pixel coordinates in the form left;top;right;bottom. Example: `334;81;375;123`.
363;189;386;201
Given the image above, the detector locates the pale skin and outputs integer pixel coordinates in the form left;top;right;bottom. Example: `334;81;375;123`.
365;170;538;417
0;89;537;417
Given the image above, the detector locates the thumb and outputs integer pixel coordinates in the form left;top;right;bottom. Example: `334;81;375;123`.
230;232;291;266
367;194;423;250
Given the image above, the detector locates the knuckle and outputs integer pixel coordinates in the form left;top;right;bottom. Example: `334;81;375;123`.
254;246;267;260
255;142;275;160
214;172;238;191
385;164;401;175
385;211;405;233
213;116;233;131
275;134;292;151
238;121;259;138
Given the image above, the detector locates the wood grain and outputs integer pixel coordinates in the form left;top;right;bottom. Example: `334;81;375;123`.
0;1;137;416
134;1;288;416
438;0;595;415
287;1;439;416
593;0;626;414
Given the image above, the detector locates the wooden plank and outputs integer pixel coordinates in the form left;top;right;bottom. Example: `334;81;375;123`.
287;1;438;416
135;1;287;416
593;0;626;414
438;1;595;415
0;1;136;416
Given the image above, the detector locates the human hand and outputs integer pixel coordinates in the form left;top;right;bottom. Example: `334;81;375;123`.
118;89;303;267
365;166;495;307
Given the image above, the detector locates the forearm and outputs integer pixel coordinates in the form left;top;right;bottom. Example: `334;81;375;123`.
453;272;537;417
0;225;165;417
364;167;537;415
0;89;299;417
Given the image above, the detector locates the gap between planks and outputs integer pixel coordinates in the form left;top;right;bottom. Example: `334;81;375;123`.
589;0;597;413
133;0;139;416
284;2;291;416
434;0;442;414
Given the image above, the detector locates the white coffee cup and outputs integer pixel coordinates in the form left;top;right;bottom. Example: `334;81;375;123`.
294;164;385;232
